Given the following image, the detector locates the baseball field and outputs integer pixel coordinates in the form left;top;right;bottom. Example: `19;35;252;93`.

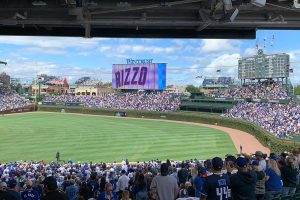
0;112;237;163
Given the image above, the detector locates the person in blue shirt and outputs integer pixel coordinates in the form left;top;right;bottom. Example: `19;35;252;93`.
21;180;40;200
87;173;99;199
201;157;230;200
194;167;206;198
265;159;282;200
61;176;71;192
65;179;79;200
97;183;118;200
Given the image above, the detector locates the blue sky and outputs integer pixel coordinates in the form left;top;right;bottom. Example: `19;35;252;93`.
0;30;299;85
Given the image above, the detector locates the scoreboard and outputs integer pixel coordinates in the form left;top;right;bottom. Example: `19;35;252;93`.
238;49;290;79
112;62;166;90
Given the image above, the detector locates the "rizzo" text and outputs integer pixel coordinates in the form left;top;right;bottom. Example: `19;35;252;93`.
115;67;148;88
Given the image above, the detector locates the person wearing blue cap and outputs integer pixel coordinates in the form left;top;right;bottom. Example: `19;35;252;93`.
194;167;206;198
204;160;213;176
200;157;230;200
228;157;257;200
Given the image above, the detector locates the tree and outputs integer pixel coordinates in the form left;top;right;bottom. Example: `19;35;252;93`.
185;84;199;93
103;82;112;87
294;85;300;95
10;83;24;94
167;85;174;89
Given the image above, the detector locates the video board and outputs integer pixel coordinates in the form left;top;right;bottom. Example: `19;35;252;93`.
112;63;166;90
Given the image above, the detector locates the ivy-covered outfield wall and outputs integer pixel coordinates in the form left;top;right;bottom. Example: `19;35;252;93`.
38;105;300;153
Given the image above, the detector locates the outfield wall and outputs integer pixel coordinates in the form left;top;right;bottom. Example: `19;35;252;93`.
0;105;35;115
38;105;300;153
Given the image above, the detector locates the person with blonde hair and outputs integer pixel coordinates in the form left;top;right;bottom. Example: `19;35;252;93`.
281;156;299;197
97;183;117;200
120;190;131;200
265;159;282;200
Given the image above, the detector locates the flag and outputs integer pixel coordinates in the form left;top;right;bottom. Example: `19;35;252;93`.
263;33;266;49
256;39;259;50
271;34;275;47
290;69;293;73
216;69;221;73
63;78;68;86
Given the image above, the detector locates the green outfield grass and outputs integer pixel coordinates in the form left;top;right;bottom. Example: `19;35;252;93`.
0;112;237;162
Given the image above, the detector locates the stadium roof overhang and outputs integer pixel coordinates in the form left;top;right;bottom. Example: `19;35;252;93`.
0;0;299;39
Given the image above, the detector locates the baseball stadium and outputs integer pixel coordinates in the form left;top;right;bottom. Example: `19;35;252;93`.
1;1;300;200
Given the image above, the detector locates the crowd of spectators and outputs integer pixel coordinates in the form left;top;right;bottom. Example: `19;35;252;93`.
215;82;300;138
224;102;300;138
0;87;31;112
211;82;289;100
202;77;233;86
1;150;300;200
44;92;181;112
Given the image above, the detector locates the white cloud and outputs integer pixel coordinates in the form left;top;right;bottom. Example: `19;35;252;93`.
106;53;130;60
243;48;257;57
1;58;112;83
141;39;160;43
168;68;181;74
287;50;300;84
200;39;238;53
0;36;108;49
24;47;68;55
189;64;200;74
169;66;198;75
172;39;185;46
166;55;206;63
98;44;178;54
203;53;240;77
99;46;112;52
288;50;300;61
3;60;58;79
105;45;178;54
76;52;91;56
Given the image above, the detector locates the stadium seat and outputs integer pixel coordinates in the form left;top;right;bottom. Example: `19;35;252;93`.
292;193;300;200
280;195;293;200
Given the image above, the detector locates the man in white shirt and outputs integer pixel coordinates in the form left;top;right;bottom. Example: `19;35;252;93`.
150;163;178;200
116;170;130;194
